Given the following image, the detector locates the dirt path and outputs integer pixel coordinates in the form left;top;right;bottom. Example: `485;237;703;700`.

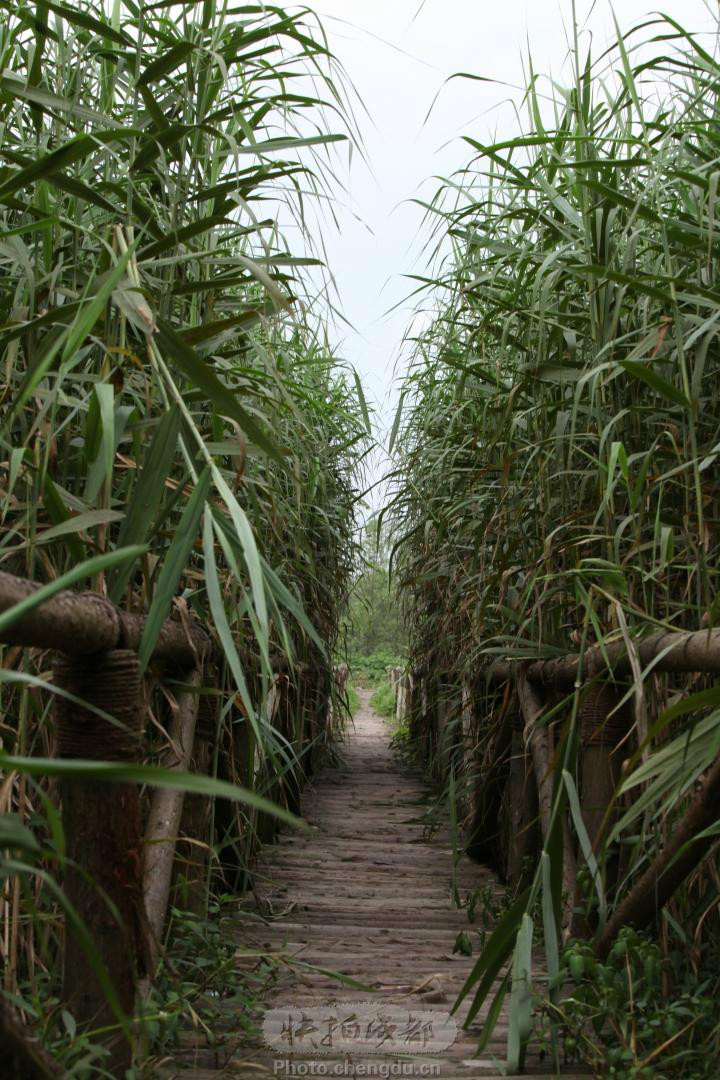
169;691;584;1079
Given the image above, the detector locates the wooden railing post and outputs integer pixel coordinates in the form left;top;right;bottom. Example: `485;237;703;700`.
503;705;538;888
421;672;438;769
331;663;349;737
463;682;512;869
408;669;423;744
278;671;302;817
256;671;288;845
143;667;202;966
396;672;412;728
517;671;578;935
172;665;218;917
53;649;147;1074
580;682;631;851
304;663;330;777
459;677;474;789
215;705;253;893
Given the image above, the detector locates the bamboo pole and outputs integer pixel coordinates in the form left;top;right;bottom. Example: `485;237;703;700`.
595;750;720;959
143;668;202;967
516;671;577;934
0;570;211;667
256;673;285;844
284;673;303;817
516;673;554;839
503;712;538;887
491;627;720;686
172;668;218;917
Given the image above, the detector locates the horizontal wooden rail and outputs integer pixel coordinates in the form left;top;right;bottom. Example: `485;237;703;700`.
489;627;720;686
0;567;331;1063
0;570;328;677
0;570;212;668
407;628;720;958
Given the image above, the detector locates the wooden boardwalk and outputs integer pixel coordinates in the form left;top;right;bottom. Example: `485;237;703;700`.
167;691;585;1079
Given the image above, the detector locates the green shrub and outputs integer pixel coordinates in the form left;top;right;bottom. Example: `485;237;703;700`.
346;682;360;715
370;681;397;718
350;652;405;687
544;929;720;1079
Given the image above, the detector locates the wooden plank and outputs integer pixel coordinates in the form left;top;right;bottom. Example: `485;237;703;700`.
164;690;588;1080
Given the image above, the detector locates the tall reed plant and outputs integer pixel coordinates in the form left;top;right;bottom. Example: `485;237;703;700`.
0;0;368;1066
389;11;720;1073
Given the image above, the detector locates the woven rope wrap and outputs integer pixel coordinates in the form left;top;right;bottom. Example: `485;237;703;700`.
53;649;142;761
510;704;525;732
195;664;218;741
581;683;631;747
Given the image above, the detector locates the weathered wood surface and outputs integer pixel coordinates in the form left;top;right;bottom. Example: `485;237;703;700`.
164;691;587;1079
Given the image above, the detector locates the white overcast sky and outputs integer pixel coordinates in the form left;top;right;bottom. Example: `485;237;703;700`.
300;0;717;475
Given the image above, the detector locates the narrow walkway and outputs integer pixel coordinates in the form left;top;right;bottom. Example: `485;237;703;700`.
171;691;584;1079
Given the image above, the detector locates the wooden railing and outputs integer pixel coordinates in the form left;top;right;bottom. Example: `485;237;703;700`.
390;629;720;954
0;569;333;1072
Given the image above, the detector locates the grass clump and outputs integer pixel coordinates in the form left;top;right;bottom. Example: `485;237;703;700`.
370;681;396;718
345;681;360;716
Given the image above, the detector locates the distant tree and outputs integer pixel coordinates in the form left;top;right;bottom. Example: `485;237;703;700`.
344;516;407;658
